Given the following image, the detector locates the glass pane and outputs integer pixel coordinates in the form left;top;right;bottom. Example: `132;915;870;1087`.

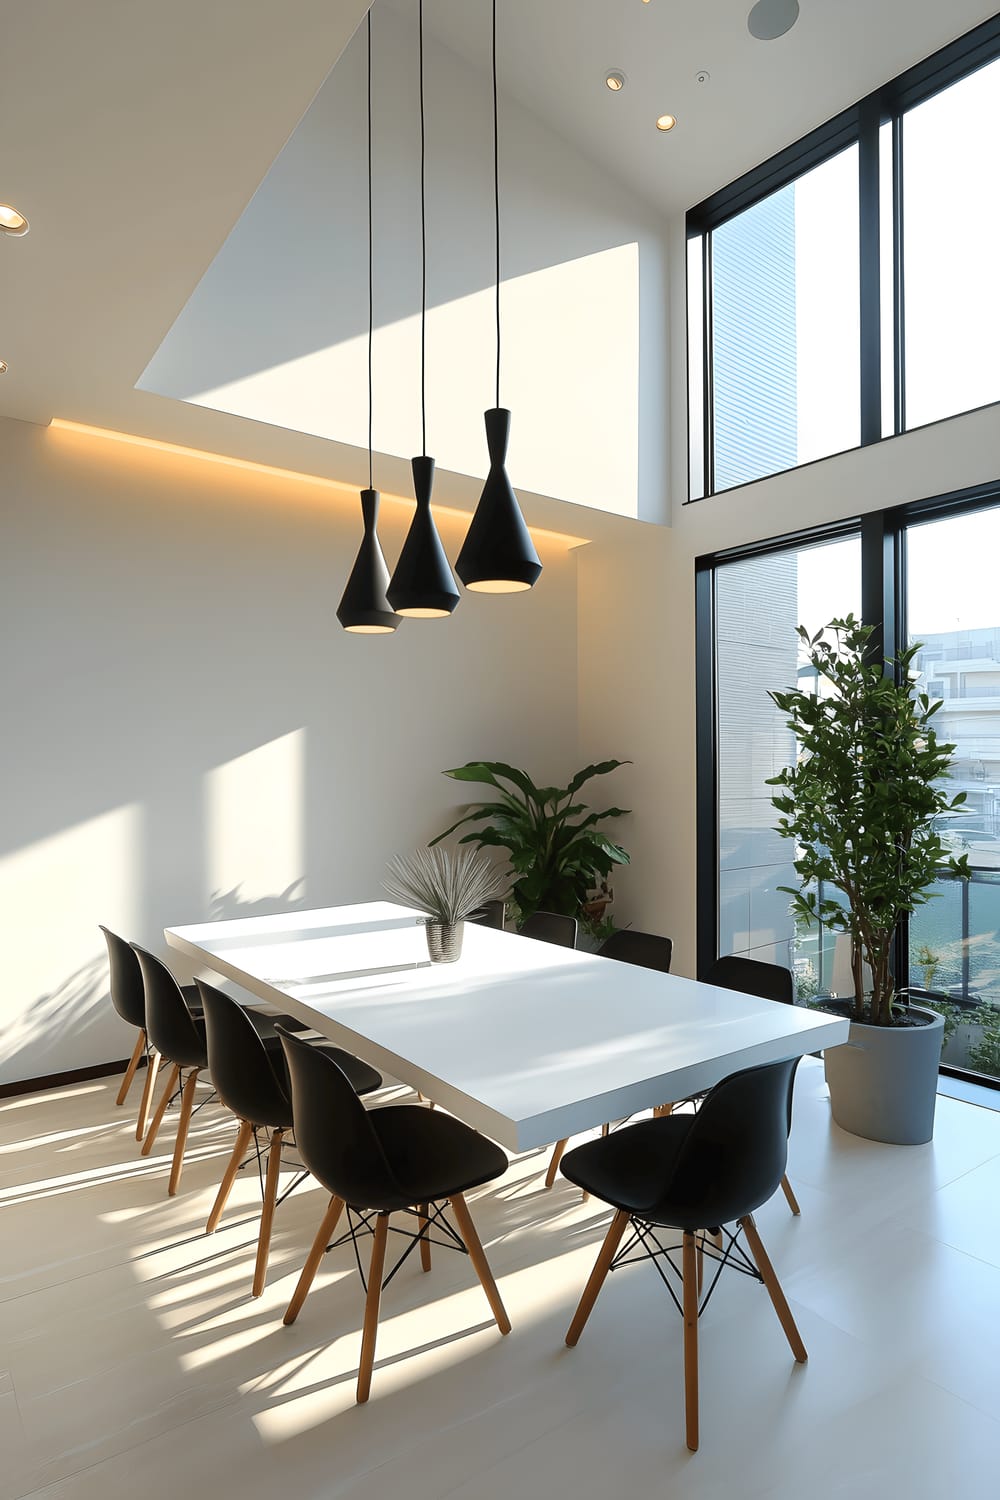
903;57;1000;429
879;119;896;438
908;504;1000;1081
715;535;861;999
687;235;705;501
710;146;860;492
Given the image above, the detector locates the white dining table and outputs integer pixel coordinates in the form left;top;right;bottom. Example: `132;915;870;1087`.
165;901;849;1154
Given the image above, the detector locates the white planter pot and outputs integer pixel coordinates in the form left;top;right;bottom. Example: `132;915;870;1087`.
824;1004;944;1145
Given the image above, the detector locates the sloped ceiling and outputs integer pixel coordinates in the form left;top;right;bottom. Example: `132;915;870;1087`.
0;1;369;450
419;0;998;213
1;0;996;533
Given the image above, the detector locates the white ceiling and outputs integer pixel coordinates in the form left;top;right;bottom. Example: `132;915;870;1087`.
419;0;998;213
1;0;996;531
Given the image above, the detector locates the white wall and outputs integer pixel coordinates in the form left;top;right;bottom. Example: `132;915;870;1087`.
138;4;671;525
0;415;582;1084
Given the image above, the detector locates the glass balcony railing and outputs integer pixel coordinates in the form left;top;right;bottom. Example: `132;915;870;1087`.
793;865;1000;1084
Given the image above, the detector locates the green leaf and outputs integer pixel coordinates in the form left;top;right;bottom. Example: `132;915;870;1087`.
565;760;631;796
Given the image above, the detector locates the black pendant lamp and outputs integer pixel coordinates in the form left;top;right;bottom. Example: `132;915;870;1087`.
387;0;459;619
338;12;401;635
456;0;541;594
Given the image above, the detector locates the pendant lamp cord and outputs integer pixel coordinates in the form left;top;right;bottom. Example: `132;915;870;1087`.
492;0;500;409
367;10;374;491
419;0;427;456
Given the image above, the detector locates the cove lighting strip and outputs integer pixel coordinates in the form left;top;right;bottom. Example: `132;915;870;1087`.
48;418;590;551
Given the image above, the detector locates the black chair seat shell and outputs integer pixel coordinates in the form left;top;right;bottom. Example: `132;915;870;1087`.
561;1057;799;1232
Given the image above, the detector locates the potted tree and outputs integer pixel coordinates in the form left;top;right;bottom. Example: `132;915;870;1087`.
429;760;630;937
768;617;970;1145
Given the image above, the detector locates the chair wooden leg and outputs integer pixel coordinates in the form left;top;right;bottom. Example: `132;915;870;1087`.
682;1231;700;1452
449;1193;511;1334
545;1138;569;1188
357;1212;390;1404
116;1030;145;1107
417;1203;432;1272
740;1214;807;1363
283;1195;344;1325
136;1048;161;1142
141;1062;179;1156
780;1173;801;1216
168;1068;200;1195
206;1119;254;1233
565;1207;630;1347
252;1128;284;1296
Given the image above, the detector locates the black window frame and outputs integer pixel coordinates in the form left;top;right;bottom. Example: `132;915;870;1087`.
695;475;1000;1091
686;15;1000;504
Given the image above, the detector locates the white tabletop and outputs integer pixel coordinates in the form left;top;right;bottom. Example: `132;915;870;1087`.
165;902;849;1153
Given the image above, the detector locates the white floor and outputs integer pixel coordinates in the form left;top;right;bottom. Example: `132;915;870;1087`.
2;1059;999;1499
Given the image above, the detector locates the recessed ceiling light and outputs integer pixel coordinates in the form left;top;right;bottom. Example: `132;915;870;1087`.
748;0;800;41
0;204;29;237
655;113;677;132
0;360;7;374
605;69;626;91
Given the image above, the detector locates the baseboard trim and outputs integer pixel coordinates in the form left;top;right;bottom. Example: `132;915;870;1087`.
0;1055;139;1100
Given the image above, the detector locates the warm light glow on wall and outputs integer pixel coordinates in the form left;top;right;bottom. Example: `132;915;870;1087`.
47;419;590;552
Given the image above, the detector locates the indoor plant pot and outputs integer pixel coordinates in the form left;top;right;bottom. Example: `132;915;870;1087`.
769;616;969;1146
382;846;501;966
823;1004;944;1145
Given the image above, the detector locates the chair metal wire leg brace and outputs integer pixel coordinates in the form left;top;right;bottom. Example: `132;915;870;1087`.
240;1126;310;1206
285;1190;510;1405
612;1217;759;1320
566;1208;807;1452
329;1201;468;1294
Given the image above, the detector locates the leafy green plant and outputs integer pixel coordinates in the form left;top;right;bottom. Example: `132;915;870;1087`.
768;616;970;1028
968;1005;1000;1075
383;846;502;925
921;998;961;1048
915;943;942;992
430;760;630;928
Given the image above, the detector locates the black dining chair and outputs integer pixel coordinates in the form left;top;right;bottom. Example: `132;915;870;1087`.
132;946;214;1194
470;899;506;929
561;1057;807;1453
277;1026;510;1404
707;954;794;1006
100;926;204;1142
596;928;674;972
517;910;578;947
198;981;383;1296
132;947;303;1195
705;956;801;1216
545;927;674;1189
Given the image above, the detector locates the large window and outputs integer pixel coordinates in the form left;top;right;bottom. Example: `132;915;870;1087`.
908;507;1000;1081
688;19;1000;500
902;55;1000;429
710;150;860;493
698;482;1000;1090
714;535;861;983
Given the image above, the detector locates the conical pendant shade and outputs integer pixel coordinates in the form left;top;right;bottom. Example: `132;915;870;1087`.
387;456;460;618
337;489;401;633
457;407;542;592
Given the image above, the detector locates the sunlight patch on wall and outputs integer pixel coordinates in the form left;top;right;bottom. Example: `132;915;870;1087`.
0;805;140;1079
205;730;305;918
180;245;640;519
